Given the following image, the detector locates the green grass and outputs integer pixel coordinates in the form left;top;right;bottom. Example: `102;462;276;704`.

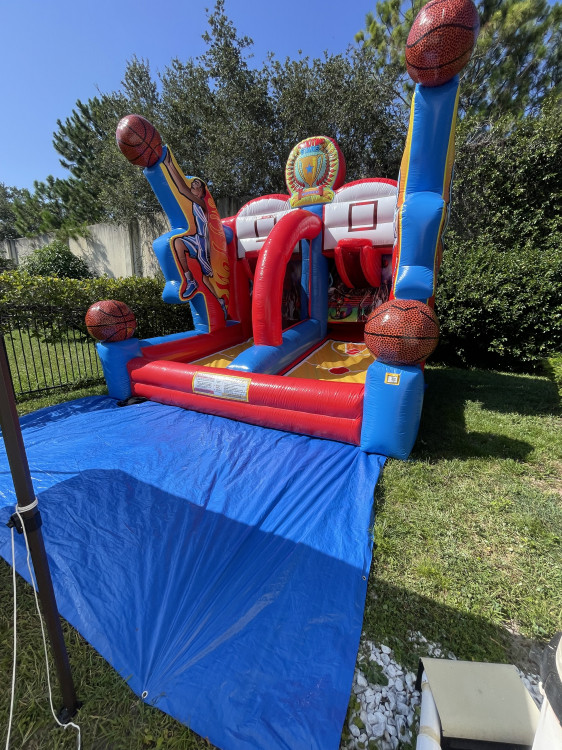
4;326;104;400
366;366;561;675
15;384;108;417
1;365;561;748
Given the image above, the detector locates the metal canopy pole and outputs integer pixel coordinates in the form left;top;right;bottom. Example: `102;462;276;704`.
0;337;79;720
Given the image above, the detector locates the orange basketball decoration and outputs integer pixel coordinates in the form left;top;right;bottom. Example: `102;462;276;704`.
116;114;163;168
405;0;480;87
364;299;440;365
85;300;137;343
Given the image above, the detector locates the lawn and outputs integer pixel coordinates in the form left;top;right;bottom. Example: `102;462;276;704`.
3;324;103;401
0;363;560;749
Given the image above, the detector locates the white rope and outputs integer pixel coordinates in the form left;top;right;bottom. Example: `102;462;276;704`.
15;498;38;513
5;508;81;750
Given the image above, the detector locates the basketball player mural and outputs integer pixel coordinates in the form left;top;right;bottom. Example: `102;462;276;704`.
116;116;230;330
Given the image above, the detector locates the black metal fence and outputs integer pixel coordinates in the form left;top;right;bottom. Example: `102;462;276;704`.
0;303;194;401
0;305;104;400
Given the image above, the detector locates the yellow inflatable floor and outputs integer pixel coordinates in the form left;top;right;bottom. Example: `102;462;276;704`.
193;339;373;384
286;340;373;383
192;339;254;369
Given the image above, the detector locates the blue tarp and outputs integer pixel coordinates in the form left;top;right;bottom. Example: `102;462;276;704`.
0;397;384;750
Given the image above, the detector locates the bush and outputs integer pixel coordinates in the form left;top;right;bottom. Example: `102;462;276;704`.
436;237;562;369
0;253;14;272
434;96;562;371
20;240;93;279
0;271;193;340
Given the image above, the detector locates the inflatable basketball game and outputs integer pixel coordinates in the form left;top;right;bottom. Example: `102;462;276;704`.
89;0;479;460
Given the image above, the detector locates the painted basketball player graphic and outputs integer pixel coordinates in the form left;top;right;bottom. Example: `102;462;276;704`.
160;154;211;294
170;175;212;298
115;114;230;327
160;149;230;316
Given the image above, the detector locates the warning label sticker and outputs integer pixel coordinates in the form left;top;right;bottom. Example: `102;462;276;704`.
384;373;401;386
192;372;251;402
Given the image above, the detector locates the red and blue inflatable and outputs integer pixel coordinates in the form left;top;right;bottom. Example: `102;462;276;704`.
96;5;475;461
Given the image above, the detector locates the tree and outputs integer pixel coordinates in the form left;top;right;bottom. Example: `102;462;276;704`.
15;1;410;234
356;0;562;119
52;56;167;225
159;1;405;199
461;0;561;118
10;176;91;238
268;47;406;186
158;58;213;180
11;187;45;237
53;89;161;224
196;0;277;197
13;0;407;234
0;183;25;241
121;55;160;122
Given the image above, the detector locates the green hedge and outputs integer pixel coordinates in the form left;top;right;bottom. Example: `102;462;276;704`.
434;97;562;371
435;234;562;370
0;271;193;340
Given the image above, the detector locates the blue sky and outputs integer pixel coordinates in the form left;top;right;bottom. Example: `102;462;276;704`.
1;0;376;191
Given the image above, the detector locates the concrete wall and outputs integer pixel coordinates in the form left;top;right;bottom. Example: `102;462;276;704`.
137;214;171;277
1;232;55;266
0;213;172;279
69;214;172;278
71;222;133;278
0;198;244;278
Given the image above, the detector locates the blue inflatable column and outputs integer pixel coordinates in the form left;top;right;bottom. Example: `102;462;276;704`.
361;78;460;457
306;205;329;337
360;361;424;459
97;338;142;401
393;77;460;302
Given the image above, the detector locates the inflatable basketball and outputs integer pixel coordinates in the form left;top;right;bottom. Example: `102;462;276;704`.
116;114;163;168
364;299;440;365
405;0;480;87
85;300;137;343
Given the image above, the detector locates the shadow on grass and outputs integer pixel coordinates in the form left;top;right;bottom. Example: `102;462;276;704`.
414;366;560;461
368;485;530;671
365;366;560;675
363;573;546;678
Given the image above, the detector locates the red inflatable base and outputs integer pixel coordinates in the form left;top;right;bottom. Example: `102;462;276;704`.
128;359;364;445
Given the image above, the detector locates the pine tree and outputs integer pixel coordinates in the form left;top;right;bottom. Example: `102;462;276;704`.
356;0;562;118
52;72;161;223
0;183;25;241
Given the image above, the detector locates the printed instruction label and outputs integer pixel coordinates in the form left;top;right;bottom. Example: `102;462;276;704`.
384;373;401;386
192;372;251;402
